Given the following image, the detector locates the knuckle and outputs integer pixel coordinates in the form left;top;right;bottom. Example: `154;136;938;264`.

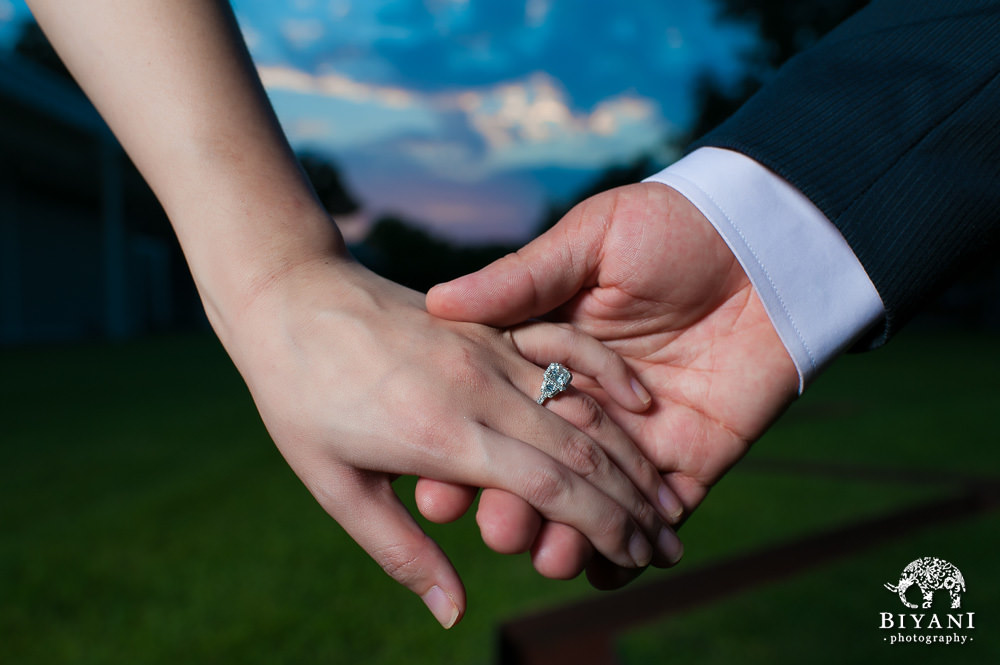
632;455;662;493
591;501;630;544
562;435;606;480
568;393;606;432
371;540;431;586
630;496;656;531
520;463;572;509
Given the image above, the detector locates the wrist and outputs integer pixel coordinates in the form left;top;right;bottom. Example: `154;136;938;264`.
181;197;352;346
214;259;418;393
645;149;884;392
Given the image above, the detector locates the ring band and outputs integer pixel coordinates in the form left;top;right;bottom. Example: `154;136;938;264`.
537;362;572;405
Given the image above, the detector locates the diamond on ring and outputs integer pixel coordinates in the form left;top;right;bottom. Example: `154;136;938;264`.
537;362;572;405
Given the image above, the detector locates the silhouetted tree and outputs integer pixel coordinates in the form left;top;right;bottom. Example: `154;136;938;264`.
541;0;870;233
689;0;868;139
361;215;513;293
535;156;657;235
297;152;361;216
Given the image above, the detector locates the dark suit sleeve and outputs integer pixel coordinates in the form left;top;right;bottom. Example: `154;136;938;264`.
693;0;1000;347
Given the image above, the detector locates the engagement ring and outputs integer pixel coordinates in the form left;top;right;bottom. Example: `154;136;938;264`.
537;362;572;405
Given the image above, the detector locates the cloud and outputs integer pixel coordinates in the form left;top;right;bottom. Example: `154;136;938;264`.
261;56;673;188
281;17;327;50
524;0;552;28
237;0;755;133
455;73;667;172
261;65;669;181
230;0;756;242
354;0;754;112
329;0;352;19
338;153;547;242
261;65;415;107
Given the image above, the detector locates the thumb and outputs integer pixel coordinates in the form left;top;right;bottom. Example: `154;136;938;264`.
426;206;601;326
315;469;466;629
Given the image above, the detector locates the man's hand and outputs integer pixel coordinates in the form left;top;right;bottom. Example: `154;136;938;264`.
423;183;799;585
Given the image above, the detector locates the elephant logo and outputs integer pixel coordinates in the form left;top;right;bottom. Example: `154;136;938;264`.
884;557;966;609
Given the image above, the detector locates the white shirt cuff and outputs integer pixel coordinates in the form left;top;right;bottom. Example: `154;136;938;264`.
644;147;884;393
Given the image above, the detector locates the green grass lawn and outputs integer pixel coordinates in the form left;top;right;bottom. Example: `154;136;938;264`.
1;329;997;664
617;328;1000;665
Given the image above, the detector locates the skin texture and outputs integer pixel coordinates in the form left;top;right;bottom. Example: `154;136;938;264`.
24;0;686;627
424;182;800;586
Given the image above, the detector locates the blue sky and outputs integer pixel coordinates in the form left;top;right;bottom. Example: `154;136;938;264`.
0;0;755;243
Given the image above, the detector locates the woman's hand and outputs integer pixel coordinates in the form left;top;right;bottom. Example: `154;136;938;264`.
22;0;683;627
220;257;683;627
424;183;799;588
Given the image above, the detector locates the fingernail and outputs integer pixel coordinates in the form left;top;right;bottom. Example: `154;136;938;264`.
659;485;684;523
628;531;652;568
421;586;459;629
657;527;684;566
631;378;652;407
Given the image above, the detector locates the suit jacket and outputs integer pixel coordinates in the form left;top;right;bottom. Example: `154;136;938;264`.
695;0;1000;346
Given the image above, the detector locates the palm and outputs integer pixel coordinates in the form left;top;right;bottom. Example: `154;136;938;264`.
430;182;798;512
551;183;798;508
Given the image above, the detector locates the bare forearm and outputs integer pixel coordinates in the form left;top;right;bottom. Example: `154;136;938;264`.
25;0;345;331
